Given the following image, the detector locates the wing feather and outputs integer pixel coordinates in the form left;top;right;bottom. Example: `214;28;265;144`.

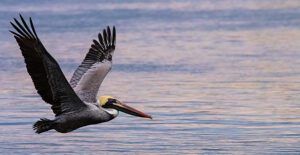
10;14;87;116
107;26;111;45
98;33;106;49
70;26;116;103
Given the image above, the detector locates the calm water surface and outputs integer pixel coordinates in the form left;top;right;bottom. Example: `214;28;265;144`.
0;0;300;154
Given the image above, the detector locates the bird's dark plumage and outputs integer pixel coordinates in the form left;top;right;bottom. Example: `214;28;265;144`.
10;14;87;116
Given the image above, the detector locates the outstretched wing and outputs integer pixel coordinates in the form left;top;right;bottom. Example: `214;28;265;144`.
10;14;87;116
70;26;116;103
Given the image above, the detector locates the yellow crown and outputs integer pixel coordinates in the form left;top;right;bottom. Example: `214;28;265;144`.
99;96;114;106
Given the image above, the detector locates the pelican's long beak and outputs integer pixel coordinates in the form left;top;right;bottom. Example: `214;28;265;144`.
112;100;152;119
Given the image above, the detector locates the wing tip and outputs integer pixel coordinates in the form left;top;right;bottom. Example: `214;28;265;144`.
101;25;116;47
105;26;116;54
10;14;38;39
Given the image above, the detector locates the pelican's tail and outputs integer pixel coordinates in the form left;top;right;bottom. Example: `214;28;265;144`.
33;118;55;134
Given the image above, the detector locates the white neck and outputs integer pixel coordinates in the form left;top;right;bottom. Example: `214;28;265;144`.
103;108;119;118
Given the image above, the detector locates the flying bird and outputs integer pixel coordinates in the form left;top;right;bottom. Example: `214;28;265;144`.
10;14;152;134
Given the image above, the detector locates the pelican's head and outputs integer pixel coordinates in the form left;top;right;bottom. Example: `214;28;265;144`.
99;96;152;119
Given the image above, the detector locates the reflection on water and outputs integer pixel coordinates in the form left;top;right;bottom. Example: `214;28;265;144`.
0;0;300;154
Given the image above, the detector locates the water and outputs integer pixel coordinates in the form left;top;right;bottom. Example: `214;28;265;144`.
0;0;300;154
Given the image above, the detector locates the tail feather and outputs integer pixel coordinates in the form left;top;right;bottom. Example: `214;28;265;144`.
33;118;54;134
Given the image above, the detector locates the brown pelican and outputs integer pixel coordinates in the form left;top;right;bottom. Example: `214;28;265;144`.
10;14;152;134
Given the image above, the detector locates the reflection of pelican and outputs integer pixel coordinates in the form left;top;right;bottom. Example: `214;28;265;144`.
10;14;152;134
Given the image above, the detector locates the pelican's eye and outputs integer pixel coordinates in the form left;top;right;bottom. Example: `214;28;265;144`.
107;98;116;104
103;98;116;108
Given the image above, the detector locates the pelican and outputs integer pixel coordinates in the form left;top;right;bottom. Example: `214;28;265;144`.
10;14;152;134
